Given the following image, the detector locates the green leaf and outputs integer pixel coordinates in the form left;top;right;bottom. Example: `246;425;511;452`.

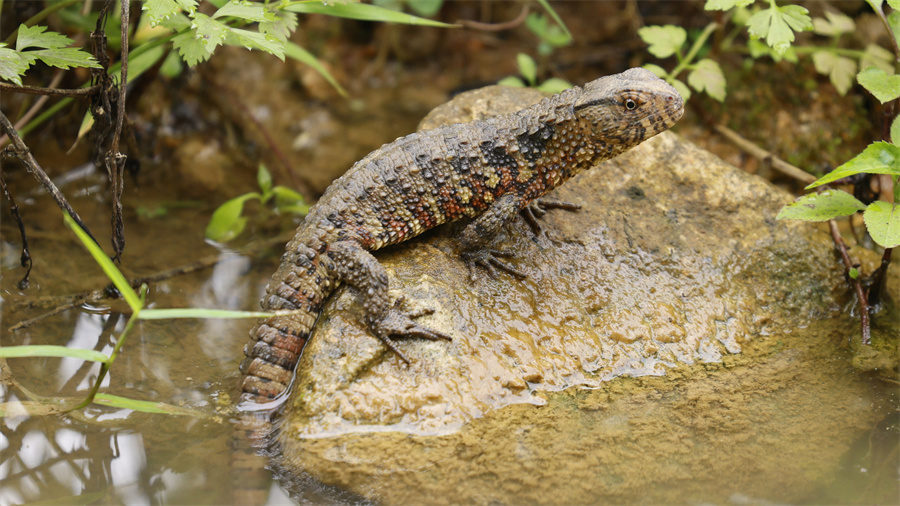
223;27;285;60
64;213;143;312
536;77;573;94
15;24;71;52
524;13;572;48
637;25;686;59
159;12;193;31
704;0;755;11
260;9;299;43
889;11;900;43
213;0;275;22
807;142;900;188
0;345;110;363
0;45;28;85
533;0;573;40
284;1;456;27
812;11;854;36
257;164;272;194
776;190;866;221
192;13;228;53
205;193;258;242
643;63;668;78
498;76;525;87
687;58;726;101
849;267;860;279
12;24;100;71
27;48;102;70
94;393;210;417
271;186;309;211
407;0;443;17
747;37;798;62
284;42;347;97
173;31;212;66
860;44;895;74
812;51;856;96
864;201;900;248
889;0;900;9
517;53;537;86
143;0;198;27
891;116;900;146
747;5;812;56
857;67;900;103
670;78;692;102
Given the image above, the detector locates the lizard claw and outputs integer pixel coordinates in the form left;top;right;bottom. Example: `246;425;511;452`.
463;248;527;281
521;198;582;236
373;301;452;364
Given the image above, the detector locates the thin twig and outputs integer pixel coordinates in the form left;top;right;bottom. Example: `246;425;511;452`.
828;219;870;345
0;110;99;247
103;0;130;262
712;123;816;184
457;5;529;31
0;172;33;288
0;82;101;98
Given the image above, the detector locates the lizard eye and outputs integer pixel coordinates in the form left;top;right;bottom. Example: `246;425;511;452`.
624;98;637;110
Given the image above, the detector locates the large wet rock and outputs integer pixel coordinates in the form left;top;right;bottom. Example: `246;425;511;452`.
267;86;898;504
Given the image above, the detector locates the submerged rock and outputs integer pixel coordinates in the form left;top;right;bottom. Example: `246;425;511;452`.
266;86;897;504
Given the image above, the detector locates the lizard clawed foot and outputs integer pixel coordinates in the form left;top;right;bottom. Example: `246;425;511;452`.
521;198;582;236
462;248;527;281
372;298;452;364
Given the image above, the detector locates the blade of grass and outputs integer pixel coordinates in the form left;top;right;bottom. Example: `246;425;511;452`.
139;308;277;319
0;345;109;363
64;212;142;312
284;41;347;97
284;1;457;27
94;393;213;418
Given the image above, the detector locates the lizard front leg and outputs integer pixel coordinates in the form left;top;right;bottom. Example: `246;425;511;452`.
326;241;451;363
459;192;528;280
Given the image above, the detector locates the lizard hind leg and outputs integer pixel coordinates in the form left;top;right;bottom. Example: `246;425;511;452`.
326;241;451;363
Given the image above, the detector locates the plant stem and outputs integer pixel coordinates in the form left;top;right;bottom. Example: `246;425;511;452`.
671;22;718;78
0;82;101;97
828;219;871;345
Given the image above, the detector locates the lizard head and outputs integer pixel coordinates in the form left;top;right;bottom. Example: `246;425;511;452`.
572;68;684;155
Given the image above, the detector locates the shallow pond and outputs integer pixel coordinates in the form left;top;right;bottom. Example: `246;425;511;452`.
1;153;898;505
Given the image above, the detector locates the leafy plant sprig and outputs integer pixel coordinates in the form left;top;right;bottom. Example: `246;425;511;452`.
498;53;572;94
0;24;101;85
206;164;309;242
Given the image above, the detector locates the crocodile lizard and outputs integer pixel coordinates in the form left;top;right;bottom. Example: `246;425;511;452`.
238;67;684;407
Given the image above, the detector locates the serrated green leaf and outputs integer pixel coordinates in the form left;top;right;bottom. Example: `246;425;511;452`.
0;345;110;363
257;164;272;194
284;1;456;27
891;116;900;145
864;201;900;248
260;9;298;42
0;45;28;85
643;63;668;78
638;25;686;59
498;76;525;87
857;67;900;103
687;58;726;101
15;24;72;52
160;12;193;31
205;193;259;242
517;53;537;86
861;44;895;74
143;0;196;27
812;11;854;36
747;5;811;56
812;51;856;96
284;41;347;97
776;190;865;221
172;31;212;66
224;27;285;60
29;48;102;70
192;13;228;53
808;142;900;188
213;0;275;22
671;78;692;102
536;77;572;94
704;0;754;11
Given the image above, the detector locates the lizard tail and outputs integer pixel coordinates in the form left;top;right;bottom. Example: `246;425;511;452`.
239;240;334;405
